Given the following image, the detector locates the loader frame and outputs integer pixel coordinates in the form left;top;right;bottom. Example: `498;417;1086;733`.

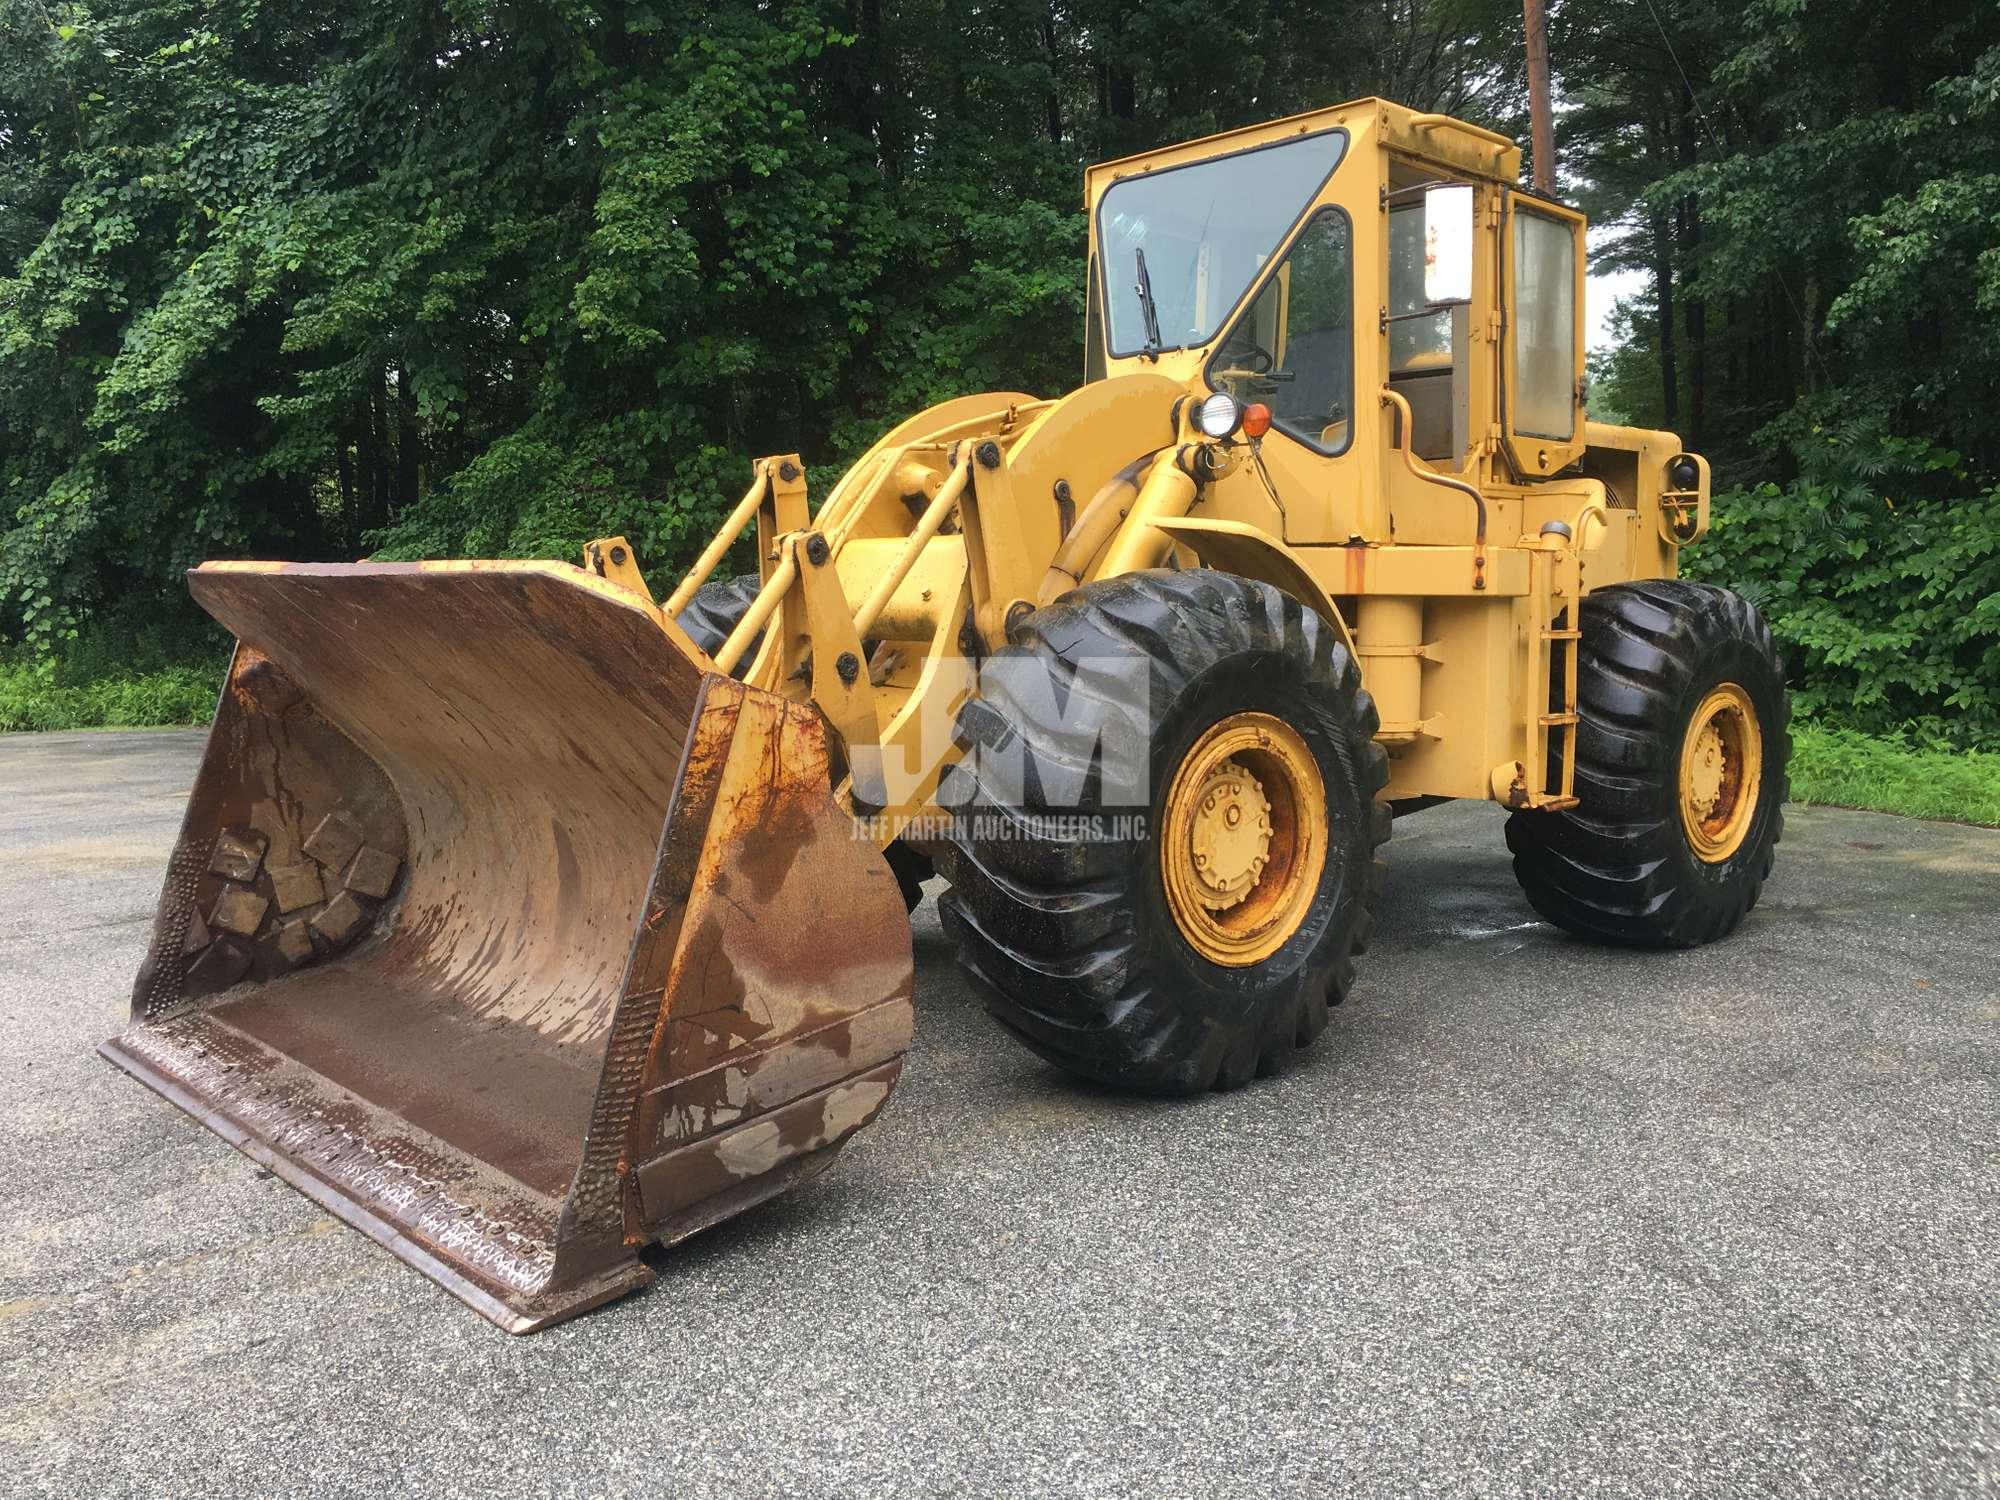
620;99;1713;848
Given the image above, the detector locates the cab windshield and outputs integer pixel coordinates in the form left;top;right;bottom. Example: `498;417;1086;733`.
1096;129;1347;359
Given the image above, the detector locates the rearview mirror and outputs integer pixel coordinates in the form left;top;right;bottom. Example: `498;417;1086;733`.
1423;184;1475;306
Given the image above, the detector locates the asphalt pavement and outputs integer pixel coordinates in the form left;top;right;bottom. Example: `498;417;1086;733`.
0;729;1994;1497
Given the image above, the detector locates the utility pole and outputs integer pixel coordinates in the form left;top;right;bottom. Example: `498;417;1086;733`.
1522;0;1555;192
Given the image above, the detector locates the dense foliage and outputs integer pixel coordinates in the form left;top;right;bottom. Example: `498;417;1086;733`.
1568;0;2000;481
2;0;1996;749
1560;0;2000;750
0;0;1526;657
1683;438;2000;748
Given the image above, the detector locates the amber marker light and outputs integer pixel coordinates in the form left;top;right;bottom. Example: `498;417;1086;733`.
1241;403;1273;439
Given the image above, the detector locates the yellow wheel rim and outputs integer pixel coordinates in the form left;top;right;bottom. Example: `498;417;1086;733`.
1160;712;1326;967
1678;682;1763;862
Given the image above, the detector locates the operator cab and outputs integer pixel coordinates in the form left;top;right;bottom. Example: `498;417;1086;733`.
1084;99;1589;494
1087;128;1356;456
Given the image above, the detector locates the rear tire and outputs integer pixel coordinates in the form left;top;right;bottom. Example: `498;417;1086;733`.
884;842;935;912
1507;579;1789;947
673;574;764;667
940;571;1389;1094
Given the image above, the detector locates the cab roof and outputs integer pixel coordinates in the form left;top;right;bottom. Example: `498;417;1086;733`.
1083;97;1524;207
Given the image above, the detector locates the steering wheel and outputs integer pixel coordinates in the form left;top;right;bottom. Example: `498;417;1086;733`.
1214;342;1284;391
1234;343;1275;375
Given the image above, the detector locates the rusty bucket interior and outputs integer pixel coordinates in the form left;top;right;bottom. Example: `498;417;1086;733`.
101;561;913;1332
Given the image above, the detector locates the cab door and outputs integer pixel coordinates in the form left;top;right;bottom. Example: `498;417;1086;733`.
1501;194;1588;477
1205;208;1358;542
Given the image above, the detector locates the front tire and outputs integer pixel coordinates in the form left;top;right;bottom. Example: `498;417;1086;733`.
939;571;1389;1094
1507;579;1789;947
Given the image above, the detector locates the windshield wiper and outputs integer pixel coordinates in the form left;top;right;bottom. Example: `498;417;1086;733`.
1133;247;1163;357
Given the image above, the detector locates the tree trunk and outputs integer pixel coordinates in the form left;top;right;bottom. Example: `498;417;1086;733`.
849;0;881;153
336;432;356;554
1105;10;1135;121
1651;209;1678;427
1726;295;1741;420
394;361;419;518
1041;8;1063;146
366;376;389;531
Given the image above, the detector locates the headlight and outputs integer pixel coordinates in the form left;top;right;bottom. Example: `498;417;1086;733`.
1195;392;1242;438
1667;455;1701;490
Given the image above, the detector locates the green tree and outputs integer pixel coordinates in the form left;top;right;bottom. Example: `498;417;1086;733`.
0;0;1545;664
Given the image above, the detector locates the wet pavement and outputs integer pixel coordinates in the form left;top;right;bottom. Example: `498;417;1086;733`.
1;729;1995;1497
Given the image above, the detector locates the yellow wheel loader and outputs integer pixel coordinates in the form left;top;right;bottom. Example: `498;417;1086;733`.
103;98;1787;1331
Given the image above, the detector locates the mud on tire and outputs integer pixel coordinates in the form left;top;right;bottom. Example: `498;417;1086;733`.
939;570;1390;1094
1506;579;1789;947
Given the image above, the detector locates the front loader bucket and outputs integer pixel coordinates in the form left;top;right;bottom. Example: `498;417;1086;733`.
100;561;913;1332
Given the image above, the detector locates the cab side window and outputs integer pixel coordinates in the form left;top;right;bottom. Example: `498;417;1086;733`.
1210;211;1353;454
1512;209;1577;439
1387;199;1462;462
1388;204;1451;372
